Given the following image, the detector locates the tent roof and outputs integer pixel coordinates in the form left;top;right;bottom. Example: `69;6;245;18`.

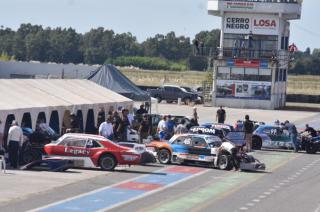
87;64;150;101
0;79;132;111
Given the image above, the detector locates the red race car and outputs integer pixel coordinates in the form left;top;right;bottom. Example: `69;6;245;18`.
44;133;146;171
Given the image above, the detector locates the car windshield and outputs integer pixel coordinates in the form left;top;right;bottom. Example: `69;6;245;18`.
180;87;188;92
182;87;191;92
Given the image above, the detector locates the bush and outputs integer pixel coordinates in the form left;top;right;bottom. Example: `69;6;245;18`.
107;56;188;71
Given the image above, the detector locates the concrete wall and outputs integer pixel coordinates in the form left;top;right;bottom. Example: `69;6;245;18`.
215;98;272;110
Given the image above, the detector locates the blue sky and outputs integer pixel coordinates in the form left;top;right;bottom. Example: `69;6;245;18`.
0;0;318;51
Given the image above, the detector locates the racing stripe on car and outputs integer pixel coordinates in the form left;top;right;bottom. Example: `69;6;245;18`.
29;166;208;212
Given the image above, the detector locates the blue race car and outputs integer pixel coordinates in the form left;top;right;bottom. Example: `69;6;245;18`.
147;134;232;169
252;125;298;150
146;134;265;171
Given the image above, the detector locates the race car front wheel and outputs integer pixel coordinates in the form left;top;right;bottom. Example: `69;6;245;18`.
158;149;171;164
305;143;317;154
99;154;117;171
252;137;262;150
218;154;232;170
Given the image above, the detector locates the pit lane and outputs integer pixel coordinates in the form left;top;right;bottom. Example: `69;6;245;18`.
0;104;319;212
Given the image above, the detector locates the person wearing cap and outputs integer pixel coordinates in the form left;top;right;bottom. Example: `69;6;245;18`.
7;120;23;168
243;115;254;152
99;115;114;140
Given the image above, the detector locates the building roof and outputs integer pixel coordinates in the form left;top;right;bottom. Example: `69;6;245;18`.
0;60;97;79
0;79;132;111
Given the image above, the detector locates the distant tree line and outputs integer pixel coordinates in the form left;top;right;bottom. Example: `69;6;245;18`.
0;23;319;74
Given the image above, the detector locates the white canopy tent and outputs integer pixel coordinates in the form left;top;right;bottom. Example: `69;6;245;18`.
0;79;133;145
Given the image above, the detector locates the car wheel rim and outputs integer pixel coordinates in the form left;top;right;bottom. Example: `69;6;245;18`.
102;157;114;170
219;155;227;169
159;150;169;163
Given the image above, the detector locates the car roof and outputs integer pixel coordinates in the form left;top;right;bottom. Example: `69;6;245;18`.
62;133;106;141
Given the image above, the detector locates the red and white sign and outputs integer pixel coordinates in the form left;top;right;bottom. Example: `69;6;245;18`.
224;14;279;35
234;59;260;68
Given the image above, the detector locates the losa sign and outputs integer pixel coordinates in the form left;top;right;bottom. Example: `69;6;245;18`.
224;14;279;35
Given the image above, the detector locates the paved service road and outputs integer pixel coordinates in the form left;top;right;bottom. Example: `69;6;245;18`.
0;105;319;212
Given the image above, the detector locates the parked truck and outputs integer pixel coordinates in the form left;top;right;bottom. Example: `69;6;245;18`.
148;85;199;105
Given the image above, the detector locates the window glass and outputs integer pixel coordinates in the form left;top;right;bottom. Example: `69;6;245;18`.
192;136;207;147
64;137;87;147
86;139;101;148
217;67;230;80
244;68;259;81
173;136;189;145
259;68;272;81
230;67;244;80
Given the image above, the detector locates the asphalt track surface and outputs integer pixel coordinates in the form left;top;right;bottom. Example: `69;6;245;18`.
0;150;319;212
1;107;320;212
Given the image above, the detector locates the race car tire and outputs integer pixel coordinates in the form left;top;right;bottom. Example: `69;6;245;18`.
218;154;232;170
305;143;317;154
99;154;118;171
252;136;262;150
158;148;171;164
21;149;42;165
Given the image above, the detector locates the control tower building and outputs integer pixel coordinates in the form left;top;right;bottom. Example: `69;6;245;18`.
208;0;302;109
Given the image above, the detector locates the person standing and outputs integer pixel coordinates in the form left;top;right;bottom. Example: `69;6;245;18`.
117;109;130;142
138;114;151;144
7;120;23;168
99;115;114;140
157;115;167;140
244;115;254;152
305;124;317;137
216;106;226;124
285;120;298;152
112;111;121;141
166;115;175;139
175;119;188;134
193;107;199;126
136;104;148;115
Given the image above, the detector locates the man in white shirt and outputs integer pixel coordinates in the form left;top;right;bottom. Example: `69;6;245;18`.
157;115;167;140
99;115;114;140
7;120;23;168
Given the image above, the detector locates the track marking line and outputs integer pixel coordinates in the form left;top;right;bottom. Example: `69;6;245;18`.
252;199;260;202
28;167;209;212
259;195;266;199
239;207;248;210
246;203;255;207
263;192;272;195
268;188;276;192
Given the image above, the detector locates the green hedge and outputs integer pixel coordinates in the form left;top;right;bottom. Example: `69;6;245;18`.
107;56;188;71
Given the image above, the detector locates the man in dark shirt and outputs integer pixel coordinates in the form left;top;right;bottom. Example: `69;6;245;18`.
138;114;151;144
216;106;226;124
136;104;148;115
305;124;317;137
244;115;254;152
117;109;130;142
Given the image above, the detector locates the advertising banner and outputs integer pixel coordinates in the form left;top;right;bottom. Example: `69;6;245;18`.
216;80;271;100
224;14;279;35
